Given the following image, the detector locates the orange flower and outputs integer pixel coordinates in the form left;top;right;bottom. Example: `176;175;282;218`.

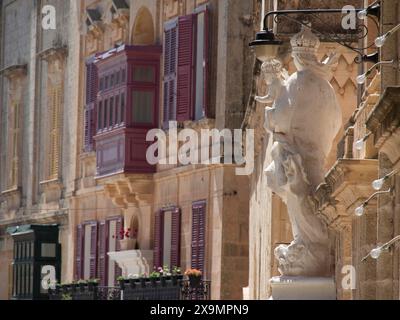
184;268;202;277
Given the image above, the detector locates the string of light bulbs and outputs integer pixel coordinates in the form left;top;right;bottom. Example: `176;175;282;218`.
362;235;400;261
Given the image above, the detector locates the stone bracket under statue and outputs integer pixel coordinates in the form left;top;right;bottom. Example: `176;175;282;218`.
256;25;342;299
108;250;153;278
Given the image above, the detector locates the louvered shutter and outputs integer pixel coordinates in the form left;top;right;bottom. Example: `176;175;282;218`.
97;220;109;286
153;210;164;268
170;208;181;268
75;225;84;280
84;61;98;152
163;22;178;128
202;8;210;118
114;216;123;283
89;222;98;279
177;14;194;121
191;201;206;272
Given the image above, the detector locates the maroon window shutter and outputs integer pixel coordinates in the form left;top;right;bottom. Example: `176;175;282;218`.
114;216;123;283
84;61;98;152
97;220;109;286
170;208;181;268
153;210;164;268
191;201;206;272
89;222;98;279
203;8;210;118
177;14;194;122
75;224;84;280
163;22;178;128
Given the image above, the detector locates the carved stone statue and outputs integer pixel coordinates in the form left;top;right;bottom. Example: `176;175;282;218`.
257;26;342;277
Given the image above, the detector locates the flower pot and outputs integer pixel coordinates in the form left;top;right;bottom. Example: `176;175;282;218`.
79;283;86;292
129;279;136;289
188;275;202;288
118;238;137;251
150;278;159;287
118;280;125;290
161;277;167;287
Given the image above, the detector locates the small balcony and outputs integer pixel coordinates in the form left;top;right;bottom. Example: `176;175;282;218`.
48;279;211;300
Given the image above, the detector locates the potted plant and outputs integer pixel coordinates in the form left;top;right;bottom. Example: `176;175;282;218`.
117;276;125;290
71;281;78;293
88;279;99;291
118;228;138;251
55;283;62;294
172;266;182;285
140;273;147;288
127;274;139;289
77;279;87;292
149;271;161;286
185;269;202;288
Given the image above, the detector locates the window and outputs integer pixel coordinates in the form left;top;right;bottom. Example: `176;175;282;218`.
103;99;109;129
132;90;154;123
115;95;120;125
191;201;206;272
133;66;155;83
98;101;103;131
120;92;125;124
153;208;181;268
48;83;62;179
110;97;114;127
84;59;98;152
163;8;209;126
75;218;123;286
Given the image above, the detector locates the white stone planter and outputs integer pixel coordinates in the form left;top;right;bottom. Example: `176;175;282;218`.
108;250;153;278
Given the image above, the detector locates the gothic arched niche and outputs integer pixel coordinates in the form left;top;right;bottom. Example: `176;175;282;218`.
131;6;155;45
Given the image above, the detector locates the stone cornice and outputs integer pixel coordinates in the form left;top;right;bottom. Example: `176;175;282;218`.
366;86;400;150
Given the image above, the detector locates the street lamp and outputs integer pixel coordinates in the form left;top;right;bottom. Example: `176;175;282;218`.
354;188;392;217
250;4;381;64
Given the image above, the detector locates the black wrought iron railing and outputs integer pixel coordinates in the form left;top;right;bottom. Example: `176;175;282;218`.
48;279;211;300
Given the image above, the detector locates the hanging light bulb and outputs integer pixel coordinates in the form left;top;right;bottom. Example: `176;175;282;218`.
357;9;368;20
372;178;385;191
355;138;365;150
355;205;365;217
370;247;383;259
375;35;386;48
356;74;367;84
375;24;400;48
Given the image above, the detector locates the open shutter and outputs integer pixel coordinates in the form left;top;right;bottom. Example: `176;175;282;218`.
97;220;109;286
75;224;84;280
163;22;178;128
203;8;210;118
153;210;164;268
170;208;181;268
84;60;98;152
89;222;98;279
177;14;194;122
191;201;206;272
114;216;123;283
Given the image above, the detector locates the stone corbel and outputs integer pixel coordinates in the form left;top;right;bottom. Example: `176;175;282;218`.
38;46;68;63
0;64;27;80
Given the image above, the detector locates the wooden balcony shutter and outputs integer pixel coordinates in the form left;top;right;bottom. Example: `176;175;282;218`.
84;60;98;152
163;21;178;127
97;221;109;286
153;210;164;268
191;201;206;272
170;208;181;268
177;14;194;122
75;224;85;280
114;216;123;283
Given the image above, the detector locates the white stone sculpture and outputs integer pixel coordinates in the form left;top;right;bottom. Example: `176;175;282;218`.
258;25;342;277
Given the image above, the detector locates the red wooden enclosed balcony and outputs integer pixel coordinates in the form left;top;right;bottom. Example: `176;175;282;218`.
93;45;161;177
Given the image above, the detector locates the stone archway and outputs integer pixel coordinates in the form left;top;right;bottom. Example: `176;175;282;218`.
131;7;155;45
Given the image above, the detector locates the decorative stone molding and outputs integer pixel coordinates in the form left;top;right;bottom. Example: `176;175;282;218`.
0;187;22;212
38;46;68;63
316;159;379;229
366;86;400;163
108;250;153;278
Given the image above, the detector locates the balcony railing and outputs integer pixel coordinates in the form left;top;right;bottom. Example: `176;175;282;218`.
48;279;211;300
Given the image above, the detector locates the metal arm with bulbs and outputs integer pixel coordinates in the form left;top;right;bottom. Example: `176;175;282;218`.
250;1;381;63
354;188;393;217
362;235;400;261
